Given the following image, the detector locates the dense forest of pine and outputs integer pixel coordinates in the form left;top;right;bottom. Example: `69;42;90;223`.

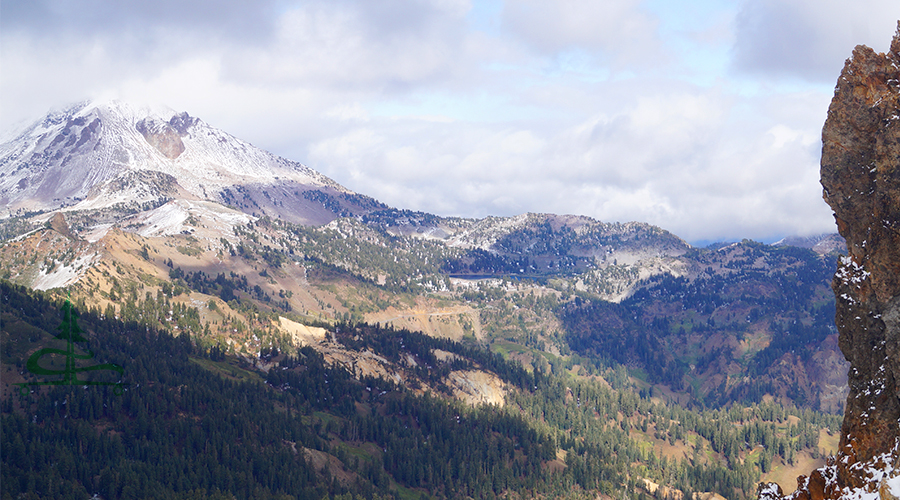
2;282;841;499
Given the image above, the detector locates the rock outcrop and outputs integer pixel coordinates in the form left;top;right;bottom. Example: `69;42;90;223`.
825;20;900;463
136;117;186;159
759;22;900;500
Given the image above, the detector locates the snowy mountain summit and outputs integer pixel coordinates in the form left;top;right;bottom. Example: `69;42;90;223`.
0;99;381;225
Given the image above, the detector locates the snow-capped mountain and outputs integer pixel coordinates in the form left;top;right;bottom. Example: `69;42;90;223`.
0;100;382;224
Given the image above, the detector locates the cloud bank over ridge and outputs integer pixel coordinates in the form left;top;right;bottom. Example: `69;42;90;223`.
3;0;899;242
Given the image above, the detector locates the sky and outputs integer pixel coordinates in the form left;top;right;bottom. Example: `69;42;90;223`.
2;1;899;244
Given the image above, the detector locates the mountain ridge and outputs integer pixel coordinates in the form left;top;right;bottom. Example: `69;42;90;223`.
2;98;837;247
0;97;850;416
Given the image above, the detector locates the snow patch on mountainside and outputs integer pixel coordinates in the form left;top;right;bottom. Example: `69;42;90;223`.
445;214;534;250
81;224;115;243
32;252;98;291
128;199;254;240
64;173;175;212
133;201;191;237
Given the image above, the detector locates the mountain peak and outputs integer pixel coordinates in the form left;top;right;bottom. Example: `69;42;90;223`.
0;99;378;225
80;98;177;119
32;99;180;132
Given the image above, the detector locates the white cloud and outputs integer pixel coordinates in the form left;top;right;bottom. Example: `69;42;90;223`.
304;81;835;242
731;0;900;82
4;0;894;242
501;0;662;66
217;0;478;92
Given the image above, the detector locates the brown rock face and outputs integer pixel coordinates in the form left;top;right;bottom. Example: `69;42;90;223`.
759;22;900;500
136;118;186;160
48;212;77;240
823;23;900;466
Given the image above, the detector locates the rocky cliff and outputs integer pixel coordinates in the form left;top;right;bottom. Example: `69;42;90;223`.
759;23;900;500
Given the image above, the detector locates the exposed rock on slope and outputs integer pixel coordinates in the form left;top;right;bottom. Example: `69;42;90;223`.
136;116;185;159
759;22;900;500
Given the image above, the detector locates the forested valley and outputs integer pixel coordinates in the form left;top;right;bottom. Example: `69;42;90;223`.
2;282;841;500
